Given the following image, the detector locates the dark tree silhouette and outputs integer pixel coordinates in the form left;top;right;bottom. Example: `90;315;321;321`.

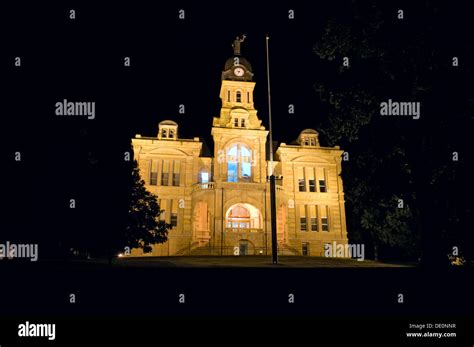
124;160;170;253
313;1;473;265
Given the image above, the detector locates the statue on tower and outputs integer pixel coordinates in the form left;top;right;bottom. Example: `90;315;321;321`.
232;34;246;56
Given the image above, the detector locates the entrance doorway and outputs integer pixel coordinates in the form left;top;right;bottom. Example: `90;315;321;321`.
239;241;248;255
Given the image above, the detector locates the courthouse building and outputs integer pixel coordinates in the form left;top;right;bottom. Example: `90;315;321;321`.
131;37;348;256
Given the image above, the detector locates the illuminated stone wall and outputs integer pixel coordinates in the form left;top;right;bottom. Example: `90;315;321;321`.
130;45;348;257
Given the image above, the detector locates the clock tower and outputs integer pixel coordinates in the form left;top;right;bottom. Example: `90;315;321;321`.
212;35;268;184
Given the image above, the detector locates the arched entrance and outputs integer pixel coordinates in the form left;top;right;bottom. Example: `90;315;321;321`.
239;239;249;255
225;203;262;232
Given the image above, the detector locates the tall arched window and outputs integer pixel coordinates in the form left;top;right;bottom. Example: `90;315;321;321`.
227;144;252;182
227;146;238;182
236;91;242;102
240;146;251;178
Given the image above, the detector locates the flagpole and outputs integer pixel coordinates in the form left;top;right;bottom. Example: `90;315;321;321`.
266;34;278;265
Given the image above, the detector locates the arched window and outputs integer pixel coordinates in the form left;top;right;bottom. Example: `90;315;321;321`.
227;205;250;229
236;91;242;102
227;144;252;182
240;146;251;178
227;146;238;182
225;203;262;231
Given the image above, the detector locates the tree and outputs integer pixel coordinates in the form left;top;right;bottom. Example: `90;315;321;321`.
313;1;473;265
124;160;170;254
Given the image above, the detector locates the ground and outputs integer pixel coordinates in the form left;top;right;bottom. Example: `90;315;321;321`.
111;256;413;268
0;256;470;318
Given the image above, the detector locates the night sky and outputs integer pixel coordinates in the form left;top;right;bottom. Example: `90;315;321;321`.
2;0;473;251
2;1;337;245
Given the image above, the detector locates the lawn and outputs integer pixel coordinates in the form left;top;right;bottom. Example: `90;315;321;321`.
111;255;414;268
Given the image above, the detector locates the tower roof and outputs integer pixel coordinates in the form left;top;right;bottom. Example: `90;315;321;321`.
224;56;253;72
290;129;321;147
221;35;254;81
300;128;319;135
159;120;178;126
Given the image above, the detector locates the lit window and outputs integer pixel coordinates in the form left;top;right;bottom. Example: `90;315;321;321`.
227;144;252;182
228;162;238;182
201;172;209;183
227;146;238;182
240;146;251;178
236;91;242;102
226;205;251;231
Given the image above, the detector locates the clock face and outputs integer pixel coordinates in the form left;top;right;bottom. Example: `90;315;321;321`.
234;67;245;77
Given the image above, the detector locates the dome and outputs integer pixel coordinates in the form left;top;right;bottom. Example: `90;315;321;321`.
224;56;253;72
300;129;319;135
159;120;178;126
296;129;320;147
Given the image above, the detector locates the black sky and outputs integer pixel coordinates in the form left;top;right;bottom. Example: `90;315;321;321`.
1;0;473;246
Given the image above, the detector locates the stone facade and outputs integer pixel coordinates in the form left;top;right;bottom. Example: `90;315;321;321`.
131;43;348;257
